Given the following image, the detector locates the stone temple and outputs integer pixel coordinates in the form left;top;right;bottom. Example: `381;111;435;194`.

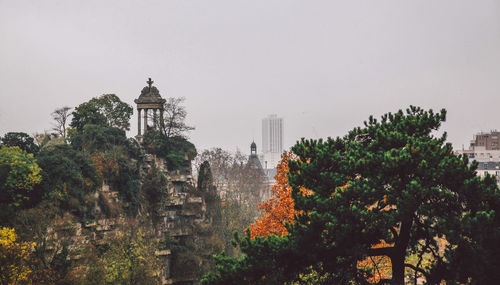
135;77;166;139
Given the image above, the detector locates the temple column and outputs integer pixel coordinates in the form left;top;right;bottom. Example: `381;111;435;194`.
153;109;157;129
160;109;164;131
143;108;148;134
137;109;142;136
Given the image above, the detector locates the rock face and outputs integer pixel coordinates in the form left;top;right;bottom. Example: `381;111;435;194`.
145;154;210;284
47;151;215;284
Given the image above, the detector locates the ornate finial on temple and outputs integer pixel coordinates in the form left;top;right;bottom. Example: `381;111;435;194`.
147;77;154;90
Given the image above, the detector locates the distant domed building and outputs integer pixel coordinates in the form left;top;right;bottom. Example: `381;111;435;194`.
248;141;264;173
247;141;274;201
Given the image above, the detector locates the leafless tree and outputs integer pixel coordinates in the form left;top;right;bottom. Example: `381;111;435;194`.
194;148;267;203
152;97;194;138
51;106;72;137
193;148;268;254
193;148;245;189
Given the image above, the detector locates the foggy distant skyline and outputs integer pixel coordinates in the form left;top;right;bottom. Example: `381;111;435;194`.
1;1;500;154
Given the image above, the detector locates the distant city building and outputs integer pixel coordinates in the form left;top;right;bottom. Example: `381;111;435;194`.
457;149;500;161
476;161;500;184
456;130;500;184
217;142;273;203
247;142;272;201
261;114;283;169
248;141;264;172
469;130;500;150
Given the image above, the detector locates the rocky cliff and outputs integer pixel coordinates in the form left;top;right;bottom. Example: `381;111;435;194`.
43;150;217;285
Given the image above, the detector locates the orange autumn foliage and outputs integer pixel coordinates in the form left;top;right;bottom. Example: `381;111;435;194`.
249;152;392;283
358;240;393;283
90;152;119;181
249;151;302;238
357;195;394;283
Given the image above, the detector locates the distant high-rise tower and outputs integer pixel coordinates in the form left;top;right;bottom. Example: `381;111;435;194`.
262;114;283;154
261;114;283;168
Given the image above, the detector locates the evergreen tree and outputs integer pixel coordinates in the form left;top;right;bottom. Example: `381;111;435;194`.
35;144;99;217
203;106;500;285
0;132;39;154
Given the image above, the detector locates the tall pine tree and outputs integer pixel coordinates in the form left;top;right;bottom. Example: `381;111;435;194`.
203;106;500;285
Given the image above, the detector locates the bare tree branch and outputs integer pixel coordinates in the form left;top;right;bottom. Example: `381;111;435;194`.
390;227;399;240
51;106;72;137
405;263;430;281
153;97;194;139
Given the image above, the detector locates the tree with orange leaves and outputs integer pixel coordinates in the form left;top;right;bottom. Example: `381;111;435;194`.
250;152;393;283
248;151;299;238
358;240;393;283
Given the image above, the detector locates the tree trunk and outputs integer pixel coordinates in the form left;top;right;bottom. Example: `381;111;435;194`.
391;218;413;285
391;253;405;285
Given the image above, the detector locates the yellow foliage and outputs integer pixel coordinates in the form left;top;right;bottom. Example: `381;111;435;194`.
0;146;42;207
0;227;17;246
0;227;36;285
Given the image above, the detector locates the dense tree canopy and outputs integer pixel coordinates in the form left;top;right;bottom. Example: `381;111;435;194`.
250;151;392;283
143;130;197;171
0;146;42;223
71;94;133;131
82;224;161;285
70;124;129;153
203;106;500;285
69;118;142;215
35;144;99;217
0;132;39;154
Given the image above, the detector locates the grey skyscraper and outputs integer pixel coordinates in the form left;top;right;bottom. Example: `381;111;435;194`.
261;114;283;168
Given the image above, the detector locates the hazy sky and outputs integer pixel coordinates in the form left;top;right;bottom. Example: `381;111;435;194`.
1;1;500;154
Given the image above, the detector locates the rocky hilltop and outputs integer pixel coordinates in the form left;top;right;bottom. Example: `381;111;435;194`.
43;149;217;285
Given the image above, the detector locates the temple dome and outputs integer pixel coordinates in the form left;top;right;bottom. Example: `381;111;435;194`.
134;78;166;105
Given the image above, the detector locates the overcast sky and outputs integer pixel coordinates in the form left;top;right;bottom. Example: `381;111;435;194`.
1;1;500;154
